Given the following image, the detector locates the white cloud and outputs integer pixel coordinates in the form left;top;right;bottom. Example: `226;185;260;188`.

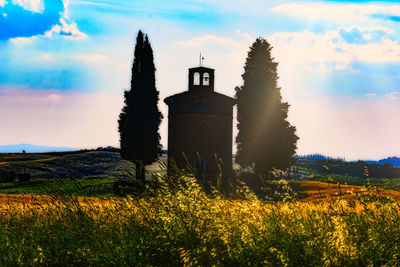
176;32;252;49
8;0;87;44
45;18;88;40
47;94;61;101
269;26;400;73
338;26;394;44
386;91;400;100
272;3;400;23
0;0;6;8
62;0;70;18
9;36;37;44
9;18;88;43
70;53;109;63
37;53;54;61
12;0;44;13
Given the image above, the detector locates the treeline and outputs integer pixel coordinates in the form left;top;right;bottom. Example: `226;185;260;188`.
299;159;400;178
298;154;345;161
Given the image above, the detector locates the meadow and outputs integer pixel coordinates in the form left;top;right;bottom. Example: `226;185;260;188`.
2;152;400;265
1;172;400;265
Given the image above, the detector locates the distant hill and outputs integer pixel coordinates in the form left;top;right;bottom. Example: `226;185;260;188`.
378;157;400;167
364;157;400;167
0;144;77;153
0;150;166;179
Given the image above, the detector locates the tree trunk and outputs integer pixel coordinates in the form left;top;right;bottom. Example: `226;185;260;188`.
135;162;145;183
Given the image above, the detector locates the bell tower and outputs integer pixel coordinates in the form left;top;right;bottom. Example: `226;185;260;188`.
188;67;215;91
164;63;235;184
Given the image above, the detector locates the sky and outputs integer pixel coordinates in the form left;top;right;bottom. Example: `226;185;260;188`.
1;0;400;160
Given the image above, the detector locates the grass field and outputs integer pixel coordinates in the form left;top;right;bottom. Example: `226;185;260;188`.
1;174;400;265
0;151;166;180
2;152;400;265
0;178;116;196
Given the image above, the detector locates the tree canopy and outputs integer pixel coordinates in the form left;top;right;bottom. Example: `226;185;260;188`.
235;38;298;176
118;30;163;181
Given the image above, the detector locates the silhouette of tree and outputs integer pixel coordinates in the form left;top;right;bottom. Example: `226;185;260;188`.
235;38;298;177
118;30;163;182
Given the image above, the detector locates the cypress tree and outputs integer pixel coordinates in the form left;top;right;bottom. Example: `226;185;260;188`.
235;38;298;177
118;30;163;182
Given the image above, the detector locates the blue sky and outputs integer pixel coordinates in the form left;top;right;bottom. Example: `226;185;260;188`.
1;0;400;160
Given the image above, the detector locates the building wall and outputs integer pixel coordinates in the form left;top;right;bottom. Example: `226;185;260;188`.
168;112;233;182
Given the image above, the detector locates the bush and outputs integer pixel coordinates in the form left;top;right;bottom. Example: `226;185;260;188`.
113;178;146;196
0;171;16;183
19;173;31;182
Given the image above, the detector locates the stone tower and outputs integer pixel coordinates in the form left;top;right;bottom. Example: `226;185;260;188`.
164;65;236;183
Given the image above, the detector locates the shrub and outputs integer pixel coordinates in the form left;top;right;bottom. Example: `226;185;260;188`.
0;171;16;183
19;173;31;182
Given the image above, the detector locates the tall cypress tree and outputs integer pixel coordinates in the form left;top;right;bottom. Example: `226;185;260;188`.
118;30;163;182
235;38;298;177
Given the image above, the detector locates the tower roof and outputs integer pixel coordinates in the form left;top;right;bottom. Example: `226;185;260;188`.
164;89;235;114
188;66;214;72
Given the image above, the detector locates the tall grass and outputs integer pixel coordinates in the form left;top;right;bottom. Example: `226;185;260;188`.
1;170;400;265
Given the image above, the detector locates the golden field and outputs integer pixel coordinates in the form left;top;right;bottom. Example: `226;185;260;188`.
1;176;400;265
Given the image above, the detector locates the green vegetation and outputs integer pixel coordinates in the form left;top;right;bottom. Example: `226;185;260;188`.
307;173;400;192
118;30;163;181
1;172;400;265
292;157;400;191
0;151;167;180
0;178;116;196
2;151;400;197
296;157;400;178
1;153;400;264
235;38;298;177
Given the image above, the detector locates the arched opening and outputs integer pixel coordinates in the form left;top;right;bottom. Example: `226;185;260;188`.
203;72;210;86
193;72;200;85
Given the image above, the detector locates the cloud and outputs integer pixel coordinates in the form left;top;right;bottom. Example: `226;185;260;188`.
9;18;87;43
176;31;252;49
62;0;69;18
386;91;400;100
0;0;63;40
37;53;54;61
1;0;86;41
9;36;37;44
70;53;108;63
269;26;400;73
12;0;44;13
44;18;87;40
272;3;400;23
47;93;61;101
338;26;394;44
0;0;6;7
